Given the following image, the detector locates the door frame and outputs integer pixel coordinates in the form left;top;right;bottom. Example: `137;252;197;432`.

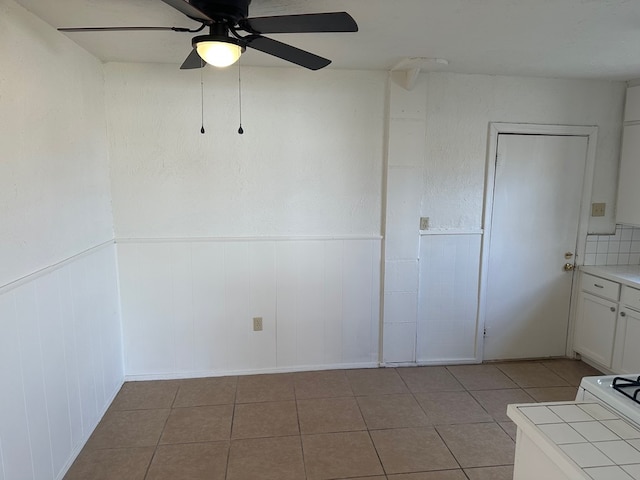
476;123;598;362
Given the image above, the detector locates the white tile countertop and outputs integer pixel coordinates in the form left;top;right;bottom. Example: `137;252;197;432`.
507;401;640;480
581;265;640;289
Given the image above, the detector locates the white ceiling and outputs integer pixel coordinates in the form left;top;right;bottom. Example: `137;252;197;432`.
14;0;640;80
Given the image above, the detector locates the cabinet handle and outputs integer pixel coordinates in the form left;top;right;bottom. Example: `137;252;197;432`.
611;307;616;312
594;284;605;288
621;311;627;317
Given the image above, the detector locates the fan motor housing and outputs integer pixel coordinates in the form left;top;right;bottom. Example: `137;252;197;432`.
190;0;251;23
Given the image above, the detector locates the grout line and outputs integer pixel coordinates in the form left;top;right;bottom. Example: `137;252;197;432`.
294;396;308;480
224;404;236;480
142;388;179;480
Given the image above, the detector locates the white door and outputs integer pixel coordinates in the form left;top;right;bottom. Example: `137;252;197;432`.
483;133;589;360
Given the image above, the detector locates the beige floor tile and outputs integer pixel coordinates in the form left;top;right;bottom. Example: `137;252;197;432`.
388;471;467;480
436;423;515;468
110;381;178;411
414;391;493;425
302;431;384;480
297;397;366;434
173;376;237;407
232;401;299;439
86;409;170;449
495;362;569;388
541;359;602;386
370;427;458;474
446;365;518;390
470;389;535;422
236;373;295;403
160;405;233;444
227;436;305;480
499;421;518;441
145;442;229;480
63;447;154;480
357;394;429;429
293;370;353;399
346;368;409;395
396;366;464;393
525;386;578;402
464;465;514;480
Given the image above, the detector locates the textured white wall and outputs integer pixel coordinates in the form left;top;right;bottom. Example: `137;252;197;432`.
105;63;386;238
0;0;114;287
105;63;386;375
384;71;626;363
1;2;122;478
419;72;625;233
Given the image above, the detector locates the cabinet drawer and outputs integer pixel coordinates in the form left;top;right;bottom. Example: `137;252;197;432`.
621;285;640;311
581;273;620;301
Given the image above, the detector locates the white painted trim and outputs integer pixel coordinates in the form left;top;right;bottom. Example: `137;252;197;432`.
420;229;483;236
124;362;381;381
116;235;383;244
0;240;115;294
478;123;598;363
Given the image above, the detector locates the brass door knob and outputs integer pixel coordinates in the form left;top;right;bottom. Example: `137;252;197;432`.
563;263;575;271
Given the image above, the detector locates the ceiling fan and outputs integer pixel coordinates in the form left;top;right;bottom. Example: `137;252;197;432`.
58;0;358;70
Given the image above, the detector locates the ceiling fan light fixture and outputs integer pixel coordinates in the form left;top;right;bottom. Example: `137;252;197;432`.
194;35;244;68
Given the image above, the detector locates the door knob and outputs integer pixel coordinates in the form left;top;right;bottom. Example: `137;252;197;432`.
563;263;575;271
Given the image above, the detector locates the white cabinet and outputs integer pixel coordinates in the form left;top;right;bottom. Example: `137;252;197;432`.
617;86;640;226
574;292;618;368
624;85;640;122
575;271;640;373
616;124;640;226
612;285;640;373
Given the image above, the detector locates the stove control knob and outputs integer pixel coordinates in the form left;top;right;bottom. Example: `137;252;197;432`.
620;311;626;317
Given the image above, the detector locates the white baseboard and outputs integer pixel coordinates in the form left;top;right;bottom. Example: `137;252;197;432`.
124;362;381;381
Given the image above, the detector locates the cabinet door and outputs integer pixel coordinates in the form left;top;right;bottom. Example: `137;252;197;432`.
625;86;640;122
618;309;640;374
574;292;618;368
617;124;640;227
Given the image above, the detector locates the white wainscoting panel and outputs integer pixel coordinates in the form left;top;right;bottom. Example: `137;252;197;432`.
417;234;482;363
118;238;381;378
0;244;123;480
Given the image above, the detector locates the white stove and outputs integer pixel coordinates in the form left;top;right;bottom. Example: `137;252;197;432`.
576;374;640;427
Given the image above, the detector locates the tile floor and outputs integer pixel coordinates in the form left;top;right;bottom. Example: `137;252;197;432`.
64;359;602;480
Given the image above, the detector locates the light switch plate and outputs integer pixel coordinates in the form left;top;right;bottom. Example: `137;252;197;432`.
420;217;429;230
591;203;606;217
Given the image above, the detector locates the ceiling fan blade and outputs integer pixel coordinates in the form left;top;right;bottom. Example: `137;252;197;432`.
160;0;212;23
180;49;204;69
246;36;330;70
241;12;358;34
58;26;187;32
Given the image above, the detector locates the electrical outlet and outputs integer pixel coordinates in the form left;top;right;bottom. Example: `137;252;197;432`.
591;203;606;217
253;317;263;332
420;217;429;230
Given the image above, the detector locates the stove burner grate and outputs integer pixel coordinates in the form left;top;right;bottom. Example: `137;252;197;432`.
612;376;640;404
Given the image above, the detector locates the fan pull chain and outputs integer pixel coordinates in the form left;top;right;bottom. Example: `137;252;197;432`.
200;63;206;134
237;60;244;135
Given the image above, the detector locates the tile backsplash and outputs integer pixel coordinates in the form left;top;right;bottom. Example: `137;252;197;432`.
584;224;640;266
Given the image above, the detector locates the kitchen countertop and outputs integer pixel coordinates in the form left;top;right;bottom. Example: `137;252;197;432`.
507;401;640;480
581;265;640;289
